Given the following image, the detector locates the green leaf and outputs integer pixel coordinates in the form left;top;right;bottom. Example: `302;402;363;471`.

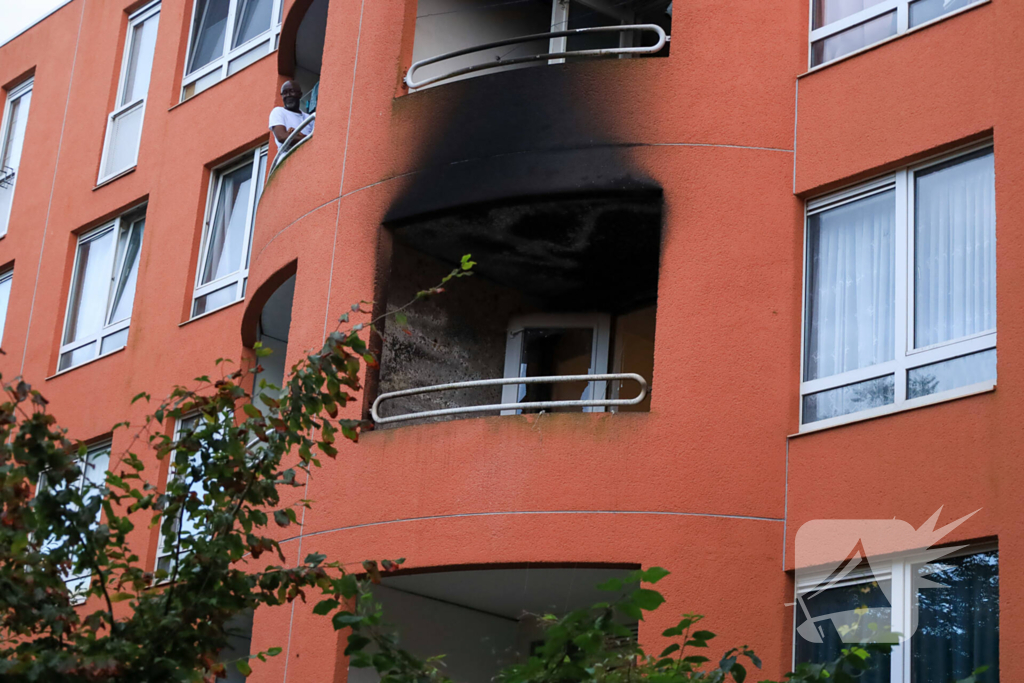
631;588;665;611
332;611;362;629
660;644;680;657
597;577;623;592
273;510;291;527
236;660;252;676
110;593;134;603
243;403;262;418
692;630;716;641
730;662;746;683
313;599;340;615
641;566;670;584
395;311;408;327
267;647;283;656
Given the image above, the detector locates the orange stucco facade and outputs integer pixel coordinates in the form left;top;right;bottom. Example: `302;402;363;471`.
0;0;1018;680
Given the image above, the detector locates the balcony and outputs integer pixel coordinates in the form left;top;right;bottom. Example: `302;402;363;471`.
370;192;660;428
406;0;672;89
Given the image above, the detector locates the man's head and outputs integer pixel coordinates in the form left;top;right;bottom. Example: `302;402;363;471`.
280;81;303;112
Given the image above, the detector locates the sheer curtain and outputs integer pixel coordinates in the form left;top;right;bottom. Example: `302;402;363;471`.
912;551;999;683
805;190;896;381
914;151;996;348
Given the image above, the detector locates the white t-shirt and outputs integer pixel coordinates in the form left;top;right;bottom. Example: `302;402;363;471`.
269;107;314;148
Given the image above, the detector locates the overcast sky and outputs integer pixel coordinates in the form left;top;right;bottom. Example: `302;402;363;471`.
0;0;69;47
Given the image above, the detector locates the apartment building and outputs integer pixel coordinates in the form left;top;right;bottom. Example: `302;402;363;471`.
0;0;1016;680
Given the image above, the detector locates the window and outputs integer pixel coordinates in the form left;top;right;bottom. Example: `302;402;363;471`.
0;78;33;237
59;208;146;371
0;269;12;347
801;145;995;429
809;0;986;67
182;0;284;100
99;1;160;183
155;415;209;575
794;545;998;683
192;145;267;318
501;313;611;414
39;441;112;598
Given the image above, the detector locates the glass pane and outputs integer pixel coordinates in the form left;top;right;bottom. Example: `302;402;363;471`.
912;551;998;683
59;342;97;371
811;11;897;66
1;90;31;170
803;375;894;424
100;328;129;355
102;104;144;178
226;39;269;76
804;190;895;381
201;162;253;285
246;152;267;270
910;0;979;27
517;327;595;413
187;0;229;73
795;579;892;681
0;272;12;347
192;283;238;317
64;228;116;345
108;218;145;324
232;0;272;47
907;349;996;399
121;13;160;106
813;0;889;28
914;151;995;348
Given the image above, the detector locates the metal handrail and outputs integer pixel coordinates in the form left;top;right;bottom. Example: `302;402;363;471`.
405;24;668;89
371;373;648;425
269;112;316;175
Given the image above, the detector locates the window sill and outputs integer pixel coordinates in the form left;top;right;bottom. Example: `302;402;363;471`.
798;0;991;78
93;166;137;190
45;345;126;381
169;48;277;113
791;380;996;437
179;296;244;327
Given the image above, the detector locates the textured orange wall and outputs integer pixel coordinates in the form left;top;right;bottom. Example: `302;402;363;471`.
0;0;1018;680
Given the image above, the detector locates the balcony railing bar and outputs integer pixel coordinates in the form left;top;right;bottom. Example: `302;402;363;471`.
371;373;648;424
405;24;668;89
269;112;316;175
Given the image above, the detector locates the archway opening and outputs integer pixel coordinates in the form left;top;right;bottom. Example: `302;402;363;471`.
251;275;295;413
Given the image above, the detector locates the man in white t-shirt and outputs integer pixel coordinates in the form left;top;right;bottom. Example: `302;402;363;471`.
269;81;315;154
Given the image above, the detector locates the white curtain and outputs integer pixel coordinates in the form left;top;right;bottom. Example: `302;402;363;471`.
914;152;996;348
815;0;886;27
805;191;895;381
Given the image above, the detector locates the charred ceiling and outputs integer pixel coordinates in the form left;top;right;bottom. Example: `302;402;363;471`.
388;192;662;313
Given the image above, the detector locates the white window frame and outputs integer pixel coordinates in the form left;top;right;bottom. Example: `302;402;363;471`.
501;313;611;415
0;268;12;347
181;0;284;101
38;440;112;602
155;414;205;576
58;206;147;372
793;541;998;682
0;78;33;238
97;1;161;184
808;0;987;69
799;142;996;432
191;144;267;319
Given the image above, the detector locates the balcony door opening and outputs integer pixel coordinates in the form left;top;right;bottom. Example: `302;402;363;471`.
251;274;294;414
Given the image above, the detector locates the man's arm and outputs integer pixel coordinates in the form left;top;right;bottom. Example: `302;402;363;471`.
271;124;306;146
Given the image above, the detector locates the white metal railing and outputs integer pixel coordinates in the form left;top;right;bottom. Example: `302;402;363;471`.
371;373;648;425
269;112;316;175
405;24;668;90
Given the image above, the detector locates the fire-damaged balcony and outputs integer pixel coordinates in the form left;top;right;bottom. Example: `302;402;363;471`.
406;0;672;89
371;192;660;427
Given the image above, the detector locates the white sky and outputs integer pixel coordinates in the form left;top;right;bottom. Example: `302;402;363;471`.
0;0;70;47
